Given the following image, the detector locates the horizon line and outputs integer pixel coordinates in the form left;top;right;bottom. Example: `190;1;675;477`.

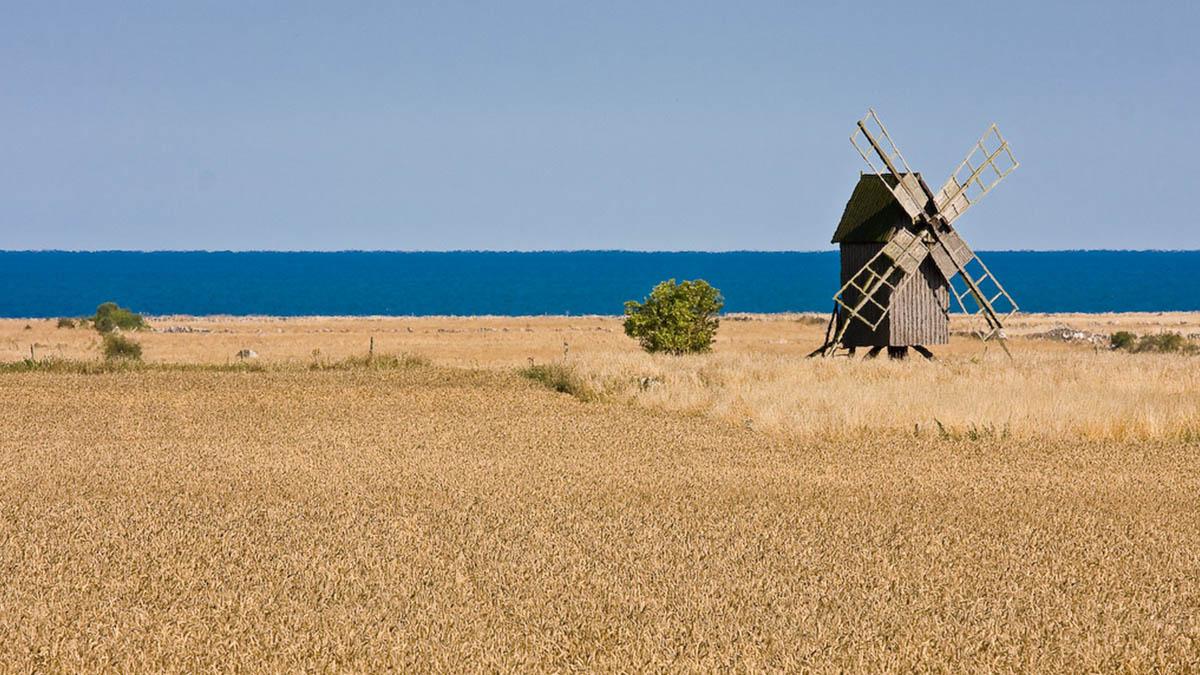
3;248;1200;255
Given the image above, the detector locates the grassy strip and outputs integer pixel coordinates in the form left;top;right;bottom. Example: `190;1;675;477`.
308;353;431;370
518;362;596;401
0;353;431;375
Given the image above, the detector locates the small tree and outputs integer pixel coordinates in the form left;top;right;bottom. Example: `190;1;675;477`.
623;279;723;355
101;333;143;361
92;302;147;333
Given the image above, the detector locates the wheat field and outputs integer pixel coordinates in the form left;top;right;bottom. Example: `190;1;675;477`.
1;314;1199;669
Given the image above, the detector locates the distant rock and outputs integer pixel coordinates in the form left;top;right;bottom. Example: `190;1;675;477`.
236;349;259;359
1030;326;1107;345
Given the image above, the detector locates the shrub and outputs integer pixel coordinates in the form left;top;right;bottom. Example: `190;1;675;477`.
92;302;147;333
56;317;77;329
520;362;594;401
623;279;723;355
1135;332;1187;354
101;333;143;361
1110;331;1137;351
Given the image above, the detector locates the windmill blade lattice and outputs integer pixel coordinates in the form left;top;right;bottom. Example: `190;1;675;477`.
935;124;1020;225
945;250;1019;338
814;108;1022;359
825;229;930;354
850;109;929;220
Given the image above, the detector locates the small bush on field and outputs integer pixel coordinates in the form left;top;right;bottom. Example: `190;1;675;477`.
520;362;595;401
92;302;148;333
1136;332;1188;353
1108;331;1196;354
102;333;143;361
56;317;77;329
1109;331;1137;351
623;279;723;355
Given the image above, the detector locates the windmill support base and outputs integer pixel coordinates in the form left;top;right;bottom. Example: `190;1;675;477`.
809;342;936;360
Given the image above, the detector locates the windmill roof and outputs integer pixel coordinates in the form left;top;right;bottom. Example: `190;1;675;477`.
831;173;922;244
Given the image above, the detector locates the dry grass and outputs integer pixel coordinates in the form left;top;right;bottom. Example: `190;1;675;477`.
2;314;1199;669
565;348;1200;441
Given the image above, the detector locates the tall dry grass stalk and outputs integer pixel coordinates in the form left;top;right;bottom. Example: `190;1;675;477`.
567;349;1200;441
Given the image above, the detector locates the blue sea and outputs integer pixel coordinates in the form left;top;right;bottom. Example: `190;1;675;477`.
0;250;1196;317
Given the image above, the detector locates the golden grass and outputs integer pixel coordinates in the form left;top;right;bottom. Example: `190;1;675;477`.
1;314;1199;668
565;348;1200;441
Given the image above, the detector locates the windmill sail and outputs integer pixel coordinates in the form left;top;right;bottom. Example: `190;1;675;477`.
829;228;929;340
926;228;974;281
850;109;929;220
935;124;1019;225
815;109;1021;358
926;228;1019;342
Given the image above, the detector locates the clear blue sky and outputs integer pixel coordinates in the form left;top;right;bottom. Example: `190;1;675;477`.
2;1;1197;251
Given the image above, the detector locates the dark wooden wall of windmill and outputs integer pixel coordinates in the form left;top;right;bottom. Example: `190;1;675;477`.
838;243;950;347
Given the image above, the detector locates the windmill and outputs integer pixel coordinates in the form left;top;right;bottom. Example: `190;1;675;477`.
812;109;1020;359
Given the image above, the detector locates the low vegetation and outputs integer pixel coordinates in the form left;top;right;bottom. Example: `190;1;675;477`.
101;333;143;361
519;361;595;400
1110;330;1198;354
1109;330;1137;350
92;301;148;333
623;279;723;354
308;352;432;370
0;358;272;374
0;354;437;374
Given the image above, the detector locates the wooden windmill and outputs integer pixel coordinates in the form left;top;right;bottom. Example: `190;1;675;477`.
813;109;1020;359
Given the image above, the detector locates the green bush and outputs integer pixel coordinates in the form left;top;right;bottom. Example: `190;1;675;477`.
92;302;147;333
1135;332;1187;353
1111;331;1198;354
1110;331;1137;351
623;279;723;355
101;333;143;361
56;317;76;329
